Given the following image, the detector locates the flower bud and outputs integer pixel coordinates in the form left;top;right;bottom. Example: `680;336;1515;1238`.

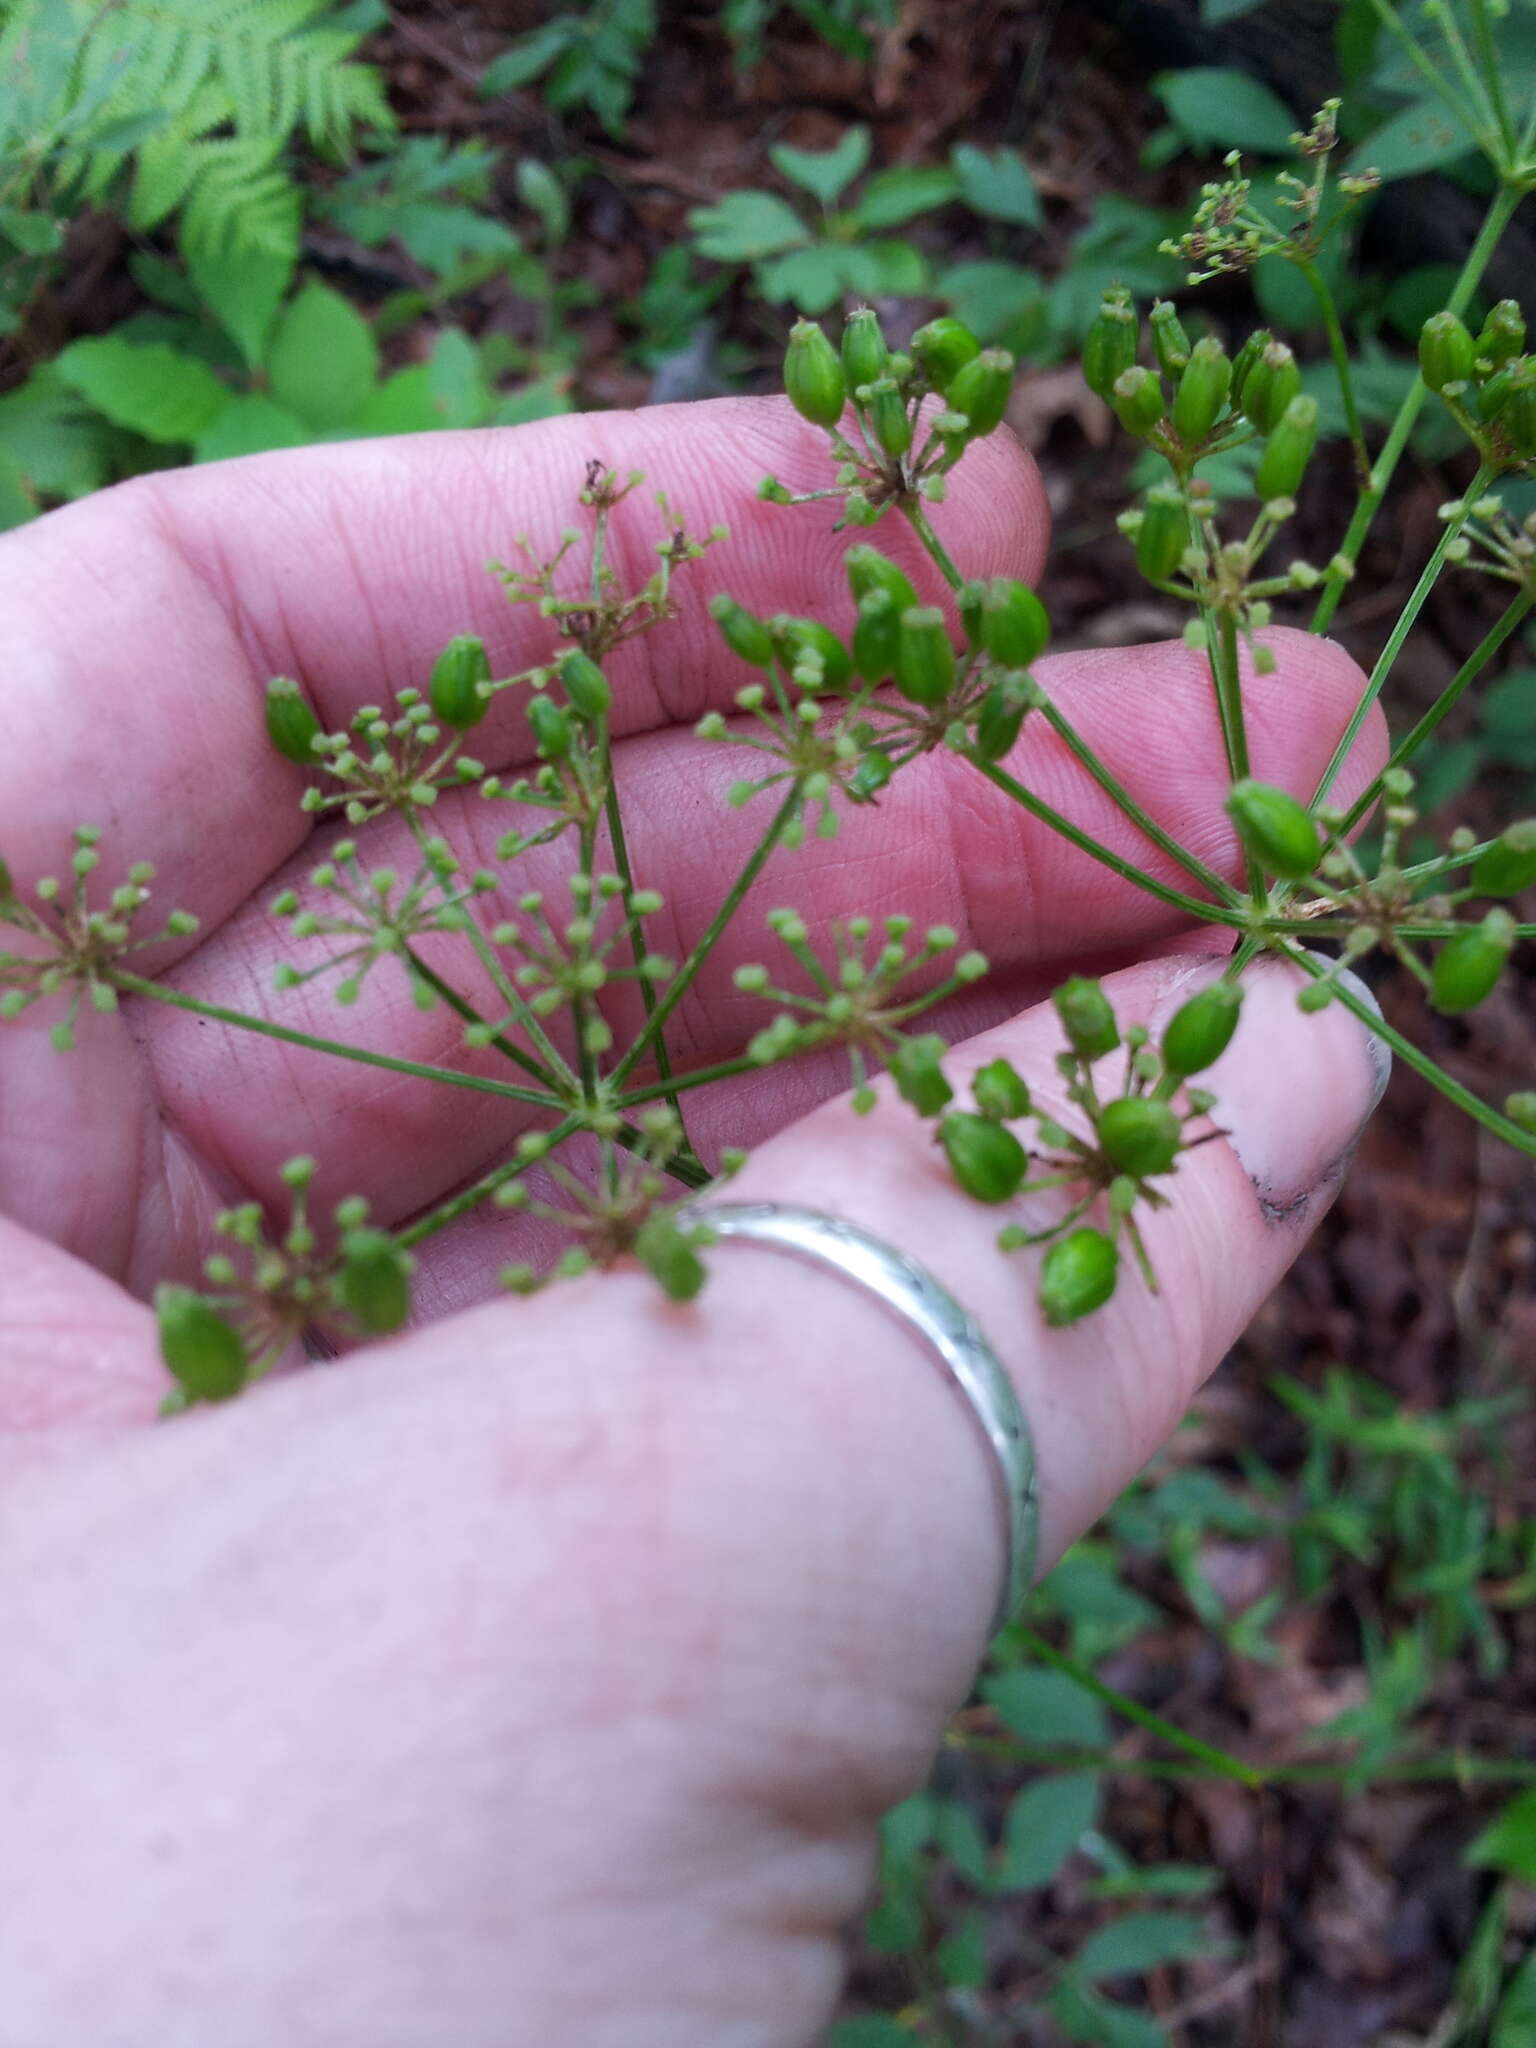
1172;335;1232;445
863;376;912;457
974;674;1033;761
1238;339;1301;434
1505;1091;1536;1135
156;1285;249;1402
841;306;889;391
910;316;981;395
1429;908;1515;1014
709;594;775;668
338;1228;413;1335
845;543;918;616
946;349;1015;441
940;1110;1027;1203
1505;366;1536;459
957;579;987;646
559;649;611;719
973;1057;1031;1122
1039;1226;1119;1326
1229;328;1273;406
1082;291;1139;400
1149;299;1191;379
1418;310;1476;393
634;1213;706;1302
1053;975;1119;1059
846;745;895;801
891;1032;954;1115
428;635;492;730
894;606;957;706
784;318;846;428
527;694;573;759
1134;483;1188;583
1478;366;1513;422
1255;394;1320;501
1097;1095;1182;1177
1160;979;1243;1077
978;577;1051;667
1472;820;1536;897
1226;778;1320;879
1476;299;1526;369
771;616;853;692
852;588;900;680
1112;365;1166;438
265;676;323;763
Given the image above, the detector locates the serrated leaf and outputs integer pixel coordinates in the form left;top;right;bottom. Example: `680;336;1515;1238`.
1077;1910;1210;1981
853;163;961;229
194;395;309;465
770;124;870;207
994;1774;1099;1891
689;188;810;262
952;143;1042;225
1153;67;1297;154
267;281;379;431
186;241;292;369
54;336;229;445
985;1666;1110;1747
1470;1791;1536;1882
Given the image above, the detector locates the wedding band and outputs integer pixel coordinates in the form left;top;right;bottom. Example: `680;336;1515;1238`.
691;1201;1038;1635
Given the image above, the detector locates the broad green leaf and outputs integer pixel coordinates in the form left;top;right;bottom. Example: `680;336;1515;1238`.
939;259;1046;346
194;396;310;464
1470;1791;1536;1882
0;205;61;255
1381;262;1484;344
516;158;570;243
267;282;380;431
952;143;1042;226
932;1797;990;1886
0;446;36;531
994;1774;1100;1891
840;238;927;298
488;373;574;426
186;242;293;370
427;327;490;428
1153;67;1297;154
770;125;870;207
935;1907;989;1990
0;370;113;500
54;337;229;445
853;163;962;229
1349;96;1478;182
984;1666;1110;1748
689;189;810;262
1049;1980;1168;2048
350;365;443;437
1077;1910;1211;1981
480;22;573;96
753;244;849;312
1495;1947;1536;2048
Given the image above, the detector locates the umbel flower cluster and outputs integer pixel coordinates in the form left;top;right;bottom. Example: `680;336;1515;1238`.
3;114;1534;1404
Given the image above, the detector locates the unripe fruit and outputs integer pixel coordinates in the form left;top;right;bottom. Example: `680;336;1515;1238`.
559;649;610;719
1471;820;1536;897
1505;367;1536;459
1053;976;1119;1059
1505;1091;1536;1135
846;745;895;801
1112;365;1166;438
1172;335;1232;445
972;1057;1031;1122
978;577;1051;667
1149;299;1191;378
265;676;323;763
1478;366;1512;422
852;588;901;680
1161;979;1244;1077
894;606;957;706
864;376;913;457
156;1285;249;1402
527;693;573;759
1255;394;1320;500
429;635;492;729
946;349;1015;441
910;316;981;395
1229;327;1273;406
841;306;889;390
940;1110;1028;1203
1429;909;1514;1014
784;318;846;428
891;1032;954;1115
1135;484;1188;583
1477;299;1526;369
1226;778;1321;879
1082;291;1139;400
845;544;918;616
634;1214;706;1302
1039;1226;1119;1327
338;1228;413;1335
1097;1095;1182;1177
1419;310;1476;392
772;615;853;692
1239;340;1302;434
974;674;1032;761
709;594;775;668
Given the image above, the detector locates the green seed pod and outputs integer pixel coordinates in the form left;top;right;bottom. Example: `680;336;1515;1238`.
891;1032;954;1115
1505;1090;1536;1135
852;588;900;680
978;577;1051;667
338;1228;413;1335
1471;820;1536;897
863;376;913;457
910;316;982;395
1149;299;1191;379
957;579;987;647
1097;1095;1182;1178
1504;366;1536;458
1039;1226;1119;1327
1429;908;1515;1015
894;606;957;706
1082;291;1139;400
1255;394;1320;502
974;674;1032;761
1229;327;1273;406
559;649;611;719
265;676;323;764
1225;778;1321;880
841;306;889;391
846;745;896;802
156;1285;249;1402
1238;339;1302;434
845;544;918;617
771;616;853;692
973;1056;1031;1122
1418;310;1476;393
429;635;492;730
634;1214;706;1302
1053;976;1119;1060
1477;299;1526;369
940;1110;1028;1203
784;318;846;428
1172;335;1232;445
1111;365;1166;438
709;594;776;668
946;349;1015;441
1161;979;1244;1077
527;693;573;760
1135;484;1188;583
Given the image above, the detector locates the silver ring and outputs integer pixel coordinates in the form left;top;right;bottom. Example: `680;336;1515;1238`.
690;1201;1037;1635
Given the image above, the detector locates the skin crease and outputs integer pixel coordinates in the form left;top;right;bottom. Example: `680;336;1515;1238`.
0;400;1389;2046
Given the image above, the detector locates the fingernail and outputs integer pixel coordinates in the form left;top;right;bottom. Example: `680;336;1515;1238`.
1195;953;1391;1220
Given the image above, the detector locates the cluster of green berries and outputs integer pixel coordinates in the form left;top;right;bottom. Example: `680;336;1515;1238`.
1419;300;1536;466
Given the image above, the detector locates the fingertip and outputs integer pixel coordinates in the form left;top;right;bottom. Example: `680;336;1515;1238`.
1247;626;1388;803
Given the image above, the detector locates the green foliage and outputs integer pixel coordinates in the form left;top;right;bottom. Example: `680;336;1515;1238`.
479;0;657;137
312;137;520;279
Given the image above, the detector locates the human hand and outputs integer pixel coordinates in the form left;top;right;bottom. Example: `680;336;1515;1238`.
0;400;1386;2045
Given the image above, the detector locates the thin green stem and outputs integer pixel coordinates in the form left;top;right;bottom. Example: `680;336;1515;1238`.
1365;0;1494;153
397;1114;583;1247
403;947;568;1094
619;1053;760;1107
901;498;964;592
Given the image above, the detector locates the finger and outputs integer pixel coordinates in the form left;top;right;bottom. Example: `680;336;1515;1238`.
0;1215;163;1437
0;401;1045;939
